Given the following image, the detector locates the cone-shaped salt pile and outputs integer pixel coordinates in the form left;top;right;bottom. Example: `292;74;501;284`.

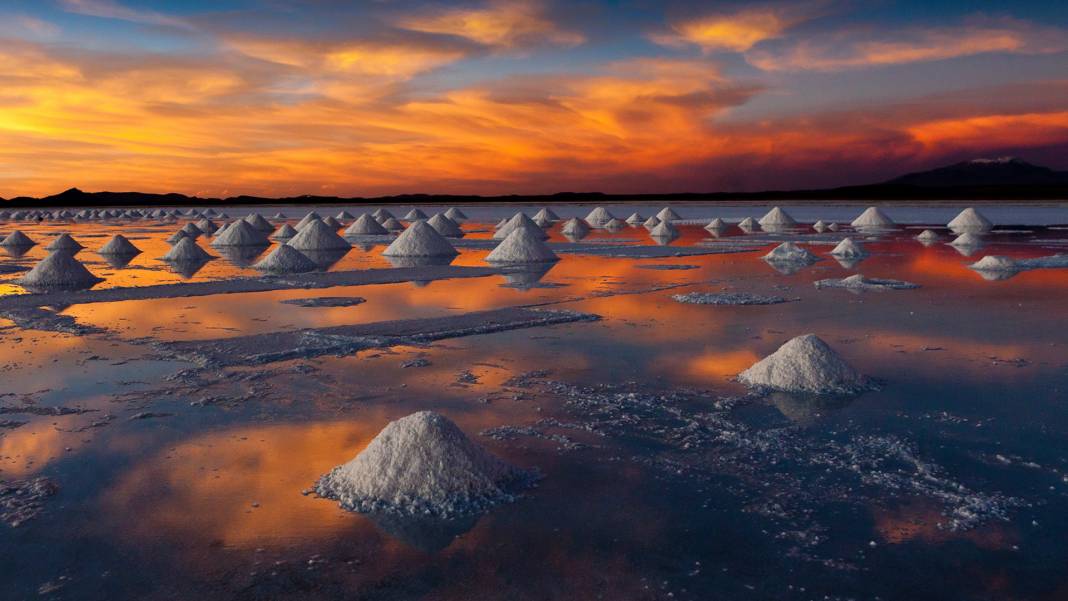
336;211;354;221
850;207;894;228
916;229;940;241
345;214;389;236
705;218;726;231
99;234;141;255
382;217;404;231
560;217;589;236
444;207;467;221
950;232;982;247
969;256;1017;272
656;207;680;222
180;222;203;238
242;213;272;232
195;218;218;234
643;216;660;228
739;334;871;394
764;242;817;263
315;411;528;516
626;212;645;225
382;221;458;257
826;222;840;231
830;237;866;258
271;223;298;240
427;213;463;238
533;207;559;223
166;230;188;244
17;251;103;290
217;212;229;219
604;218;626;230
254;244;318;274
404;208;428;221
211;219;268;247
584;207;614;227
372;208;395;223
486;226;558;263
45;233;84;252
203;208;218;217
813;220;828;232
493;218;508;231
163;237;213;262
947;207;993;231
532;214;552;227
650;220;678;238
286;218;351;251
738;217;757;230
271;212;286;220
322;216;342;229
758;207;797;227
295;212;323;230
494;213;548;240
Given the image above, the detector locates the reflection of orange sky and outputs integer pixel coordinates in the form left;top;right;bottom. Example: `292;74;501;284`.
0;426;69;478
872;500;1017;549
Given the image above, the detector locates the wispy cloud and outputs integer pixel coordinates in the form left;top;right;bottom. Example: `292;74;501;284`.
59;0;192;29
395;0;585;49
650;2;825;53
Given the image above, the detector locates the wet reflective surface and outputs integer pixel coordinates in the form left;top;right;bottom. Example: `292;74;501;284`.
3;205;1068;600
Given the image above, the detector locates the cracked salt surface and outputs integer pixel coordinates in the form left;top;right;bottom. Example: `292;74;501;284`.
671;291;796;305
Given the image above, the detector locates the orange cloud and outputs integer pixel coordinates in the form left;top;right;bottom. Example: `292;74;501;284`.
907;111;1068;154
651;3;823;52
396;1;584;48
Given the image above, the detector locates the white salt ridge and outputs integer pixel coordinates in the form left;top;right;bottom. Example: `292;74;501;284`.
758;206;797;227
656;207;681;222
163;237;213;262
494;213;547;240
254;244;318;274
316;411;531;517
763;242;818;263
212;220;269;247
382;221;458;257
560;217;589;236
672;291;791;305
485;226;558;263
17;251;103;289
739;334;872;394
286;219;351;251
99;235;140;255
345;214;389;235
814;274;919;291
404;209;428;221
830;237;866;258
584;207;614;227
427;213;464;238
850;206;895;228
948;207;993;231
444;207;467;221
271;224;298;240
45;234;84;252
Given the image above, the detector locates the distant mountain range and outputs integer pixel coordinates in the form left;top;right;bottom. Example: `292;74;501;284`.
3;158;1067;207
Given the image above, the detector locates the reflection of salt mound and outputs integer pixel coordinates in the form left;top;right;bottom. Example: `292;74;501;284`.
382;221;458;257
404;208;428;221
163;237;214;262
444;207;467;221
758;206;797;227
216;245;266;268
271;224;298;240
316;411;531;517
584;206;614;227
950;232;983;248
99;235;141;255
737;217;757;231
830;237;866;258
739;334;871;394
560;217;589;237
494;213;547;240
656;207;680;221
254;244;317;274
345;214;389;235
486;227;559;263
916;229;940;242
626;212;644;225
45;234;84;252
367;510;480;553
650;220;678;238
948;207;993;232
17;251;104;290
826;222;839;231
1;231;35;247
212;220;269;247
763;242;817;263
500;263;556;290
850;207;894;228
705;218;726;231
814;274;919;291
286;219;351;251
427;213;464;238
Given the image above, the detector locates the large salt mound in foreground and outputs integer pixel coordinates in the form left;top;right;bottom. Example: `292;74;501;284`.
254;244;317;274
382;221;457;257
316;411;532;517
739;334;872;395
163;237;213;262
486;227;558;263
17;251;103;290
99;235;141;255
45;233;84;252
1;231;35;247
830;237;866;258
850;207;895;228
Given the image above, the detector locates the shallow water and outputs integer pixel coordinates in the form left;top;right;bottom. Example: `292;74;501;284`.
3;205;1068;600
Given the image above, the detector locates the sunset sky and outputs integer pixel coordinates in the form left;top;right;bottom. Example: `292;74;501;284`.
1;0;1067;198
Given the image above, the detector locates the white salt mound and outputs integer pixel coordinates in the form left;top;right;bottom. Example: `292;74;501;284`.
739;334;872;394
296;212;323;230
533;208;559;223
560;217;589;236
814;274;919;291
656;207;680;222
196;218;218;234
950;232;983;247
485;226;558;263
345;214;389;236
244;214;275;232
494;213;547;240
315;411;530;516
372;208;396;223
813;220;828;232
99;235;141;255
166;230;189;244
444;207;467;221
830;237;866;258
738;217;758;230
850;207;895;228
604;218;626;230
947;207;993;231
827;223;840;231
584;207;614;227
322;216;342;229
916;229;940;241
763;242;817;263
254;244;318;274
705;218;726;231
758;207;797;227
286;219;351;251
17;251;103;289
427;213;464;238
404;209;428;221
271;224;298;240
211;220;268;247
163;237;213;262
180;224;202;238
382;221;458;257
336;211;354;221
968;256;1018;272
643;216;660;228
626;212;644;224
382;217;404;231
45;234;84;252
650;220;678;238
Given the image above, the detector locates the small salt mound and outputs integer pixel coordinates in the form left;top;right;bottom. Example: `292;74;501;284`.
916;229;940;241
295;212;323;230
626;212;645;224
271;224;298;240
560;217;589;236
738;217;757;230
643;216;660;228
533;208;559;223
604;218;626;230
826;223;840;231
45;234;84;252
532;214;552;227
493;218;508;231
584;206;614;227
494;213;548;240
948;207;993;231
315;411;530;517
17;251;103;290
705;218;726;231
180;222;203;237
203;208;218;217
830;237;866;258
99;234;141;255
850;206;895;228
345;214;389;236
650;220;678;238
444;207;467;221
758;206;797;227
656;207;680;222
968;255;1018;272
404;209;428;221
322;216;342;229
212;220;268;247
254;244;318;274
165;230;188;244
427;213;464;238
372;208;396;223
336;211;354;221
273;212;287;220
382;217;405;231
195;218;218;234
163;237;213;262
763;242;817;263
486;226;558;263
244;213;275;232
950;232;983;247
738;334;871;394
814;274;919;291
813;220;828;232
382;220;458;257
286;219;351;251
